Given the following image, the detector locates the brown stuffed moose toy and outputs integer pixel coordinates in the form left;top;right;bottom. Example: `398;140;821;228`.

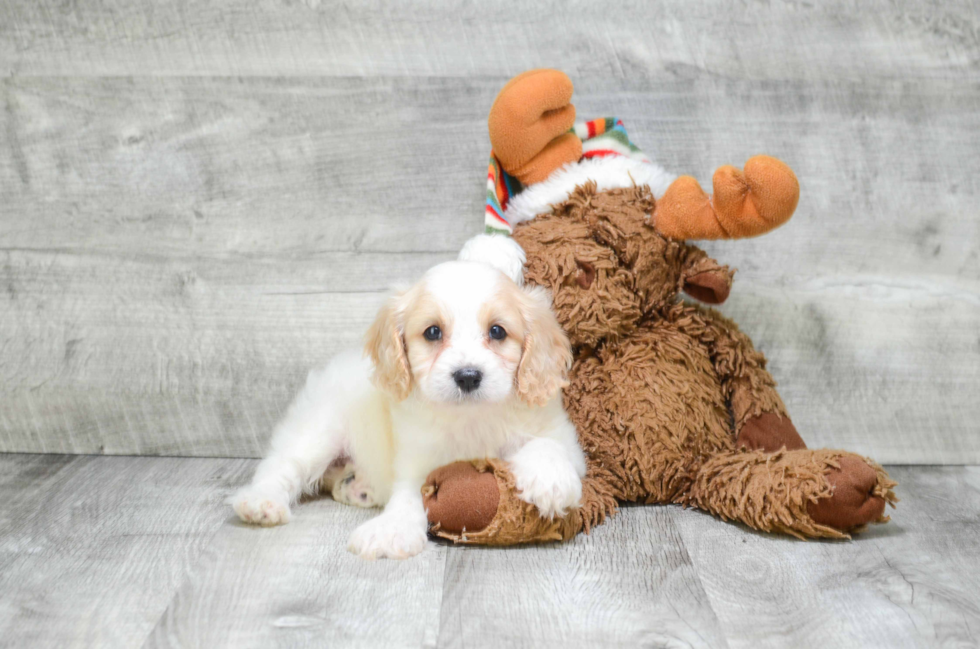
421;69;897;545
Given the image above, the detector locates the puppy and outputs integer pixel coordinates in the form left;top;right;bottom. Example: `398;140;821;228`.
230;260;585;559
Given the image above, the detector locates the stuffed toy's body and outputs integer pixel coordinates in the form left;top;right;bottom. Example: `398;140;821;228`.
422;70;897;544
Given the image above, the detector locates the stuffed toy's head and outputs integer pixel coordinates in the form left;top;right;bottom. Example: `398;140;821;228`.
512;182;733;351
462;69;799;351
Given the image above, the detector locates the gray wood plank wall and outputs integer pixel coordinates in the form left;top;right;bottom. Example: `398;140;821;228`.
1;0;978;461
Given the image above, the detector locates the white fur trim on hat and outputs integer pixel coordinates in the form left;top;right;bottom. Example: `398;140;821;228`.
504;156;677;226
458;234;526;286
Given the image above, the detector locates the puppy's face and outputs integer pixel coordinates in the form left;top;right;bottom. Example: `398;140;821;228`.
366;261;571;407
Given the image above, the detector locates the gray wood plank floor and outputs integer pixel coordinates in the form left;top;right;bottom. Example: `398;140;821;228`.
2;0;979;462
1;455;977;649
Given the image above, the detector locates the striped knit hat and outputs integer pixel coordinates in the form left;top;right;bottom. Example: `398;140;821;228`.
484;117;652;235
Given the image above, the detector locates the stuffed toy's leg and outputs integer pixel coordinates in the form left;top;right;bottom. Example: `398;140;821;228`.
685;448;897;539
423;459;583;545
668;306;897;537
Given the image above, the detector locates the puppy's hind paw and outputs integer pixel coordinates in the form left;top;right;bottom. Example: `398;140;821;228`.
331;470;379;509
230;486;291;526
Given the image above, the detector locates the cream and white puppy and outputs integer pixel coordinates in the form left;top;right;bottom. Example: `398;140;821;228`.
230;259;585;560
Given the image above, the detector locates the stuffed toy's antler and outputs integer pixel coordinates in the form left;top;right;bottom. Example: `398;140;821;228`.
655;156;800;240
488;69;582;185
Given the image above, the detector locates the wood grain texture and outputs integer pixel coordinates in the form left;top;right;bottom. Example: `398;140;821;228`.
3;456;977;648
672;466;980;649
145;493;447;649
0;454;252;648
1;0;976;78
437;504;727;649
1;1;978;460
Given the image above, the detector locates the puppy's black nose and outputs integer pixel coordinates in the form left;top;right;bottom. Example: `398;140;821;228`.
453;367;482;393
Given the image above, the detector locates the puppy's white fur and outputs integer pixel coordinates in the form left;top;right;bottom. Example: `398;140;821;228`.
230;261;584;560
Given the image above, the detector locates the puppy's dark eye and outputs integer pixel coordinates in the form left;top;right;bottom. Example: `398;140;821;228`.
489;325;507;340
423;325;442;341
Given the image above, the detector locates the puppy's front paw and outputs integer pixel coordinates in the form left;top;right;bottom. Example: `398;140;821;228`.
230;486;291;526
510;449;582;519
347;513;428;560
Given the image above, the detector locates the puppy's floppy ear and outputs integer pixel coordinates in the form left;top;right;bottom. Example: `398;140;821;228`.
516;285;572;407
364;293;412;400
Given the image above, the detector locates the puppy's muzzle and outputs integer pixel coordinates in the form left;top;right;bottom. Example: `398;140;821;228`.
453;367;483;393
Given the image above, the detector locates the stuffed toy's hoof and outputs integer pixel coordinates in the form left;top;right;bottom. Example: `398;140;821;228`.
736;413;807;453
423;459;583;546
488;68;582;185
807;456;897;533
423;461;499;536
656;156;799;240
